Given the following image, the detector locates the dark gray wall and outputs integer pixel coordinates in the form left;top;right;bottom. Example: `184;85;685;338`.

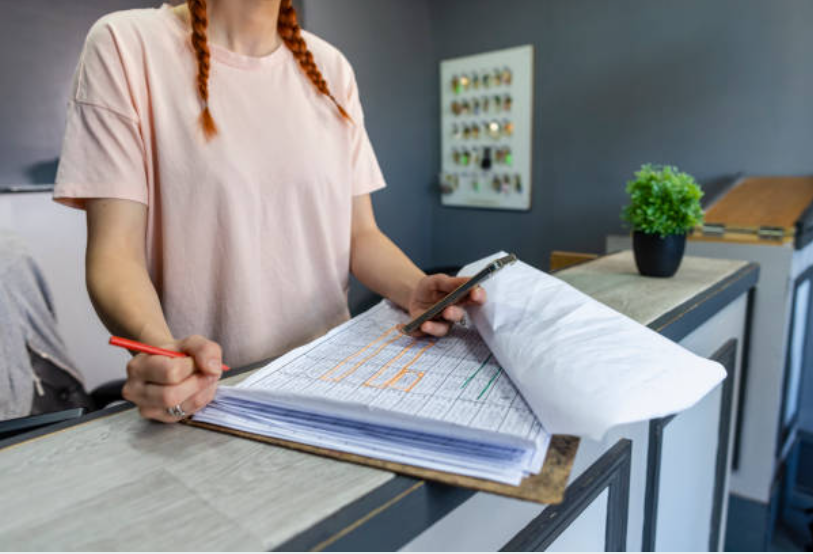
428;0;813;270
4;0;813;274
0;0;155;184
304;0;436;270
304;0;438;311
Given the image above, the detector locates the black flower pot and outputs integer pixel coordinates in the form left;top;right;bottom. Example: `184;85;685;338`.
632;231;686;277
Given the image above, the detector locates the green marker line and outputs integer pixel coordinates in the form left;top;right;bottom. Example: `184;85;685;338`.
477;367;502;400
461;353;492;389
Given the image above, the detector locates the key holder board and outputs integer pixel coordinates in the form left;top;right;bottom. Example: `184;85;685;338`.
440;45;534;210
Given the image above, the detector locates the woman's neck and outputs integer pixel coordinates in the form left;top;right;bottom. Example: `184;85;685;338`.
179;0;283;58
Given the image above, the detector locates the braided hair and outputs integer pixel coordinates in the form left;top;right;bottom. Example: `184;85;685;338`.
187;0;350;139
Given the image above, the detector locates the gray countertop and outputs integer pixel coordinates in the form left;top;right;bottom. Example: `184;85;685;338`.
0;392;394;550
0;250;756;550
556;250;750;327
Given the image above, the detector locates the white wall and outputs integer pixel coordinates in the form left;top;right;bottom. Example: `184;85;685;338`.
0;192;128;390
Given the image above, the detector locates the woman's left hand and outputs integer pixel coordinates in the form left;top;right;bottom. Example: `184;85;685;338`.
407;274;487;337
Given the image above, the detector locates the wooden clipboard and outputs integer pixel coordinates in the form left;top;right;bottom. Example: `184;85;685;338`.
186;419;579;504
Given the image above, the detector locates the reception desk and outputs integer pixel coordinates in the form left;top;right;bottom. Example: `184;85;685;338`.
610;222;813;550
0;251;757;551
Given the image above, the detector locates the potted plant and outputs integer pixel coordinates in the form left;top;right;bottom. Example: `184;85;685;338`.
621;164;704;277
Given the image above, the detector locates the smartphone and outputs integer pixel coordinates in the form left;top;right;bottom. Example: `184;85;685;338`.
401;253;517;335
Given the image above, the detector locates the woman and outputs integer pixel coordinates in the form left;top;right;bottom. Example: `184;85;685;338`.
54;0;484;422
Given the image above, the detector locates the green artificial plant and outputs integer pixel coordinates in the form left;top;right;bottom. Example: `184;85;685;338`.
621;164;704;237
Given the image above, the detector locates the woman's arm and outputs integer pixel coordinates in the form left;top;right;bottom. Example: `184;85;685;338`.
350;195;485;336
86;198;172;345
85;198;223;421
348;195;424;310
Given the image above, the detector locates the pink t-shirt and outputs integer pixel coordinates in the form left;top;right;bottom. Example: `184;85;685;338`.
54;6;386;367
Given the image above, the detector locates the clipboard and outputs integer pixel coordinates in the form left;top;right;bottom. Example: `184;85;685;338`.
186;419;579;504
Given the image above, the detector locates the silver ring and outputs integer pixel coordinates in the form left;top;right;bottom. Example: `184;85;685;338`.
167;404;186;419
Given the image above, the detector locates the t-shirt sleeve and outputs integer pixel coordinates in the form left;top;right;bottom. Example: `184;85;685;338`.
342;63;386;197
54;18;148;210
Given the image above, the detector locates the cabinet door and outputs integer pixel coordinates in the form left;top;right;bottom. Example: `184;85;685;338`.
779;276;812;453
643;339;738;552
501;440;632;552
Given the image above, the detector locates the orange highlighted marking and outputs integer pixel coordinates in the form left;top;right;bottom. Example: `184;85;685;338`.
363;341;418;388
323;327;435;394
320;326;400;382
382;340;435;392
387;369;425;392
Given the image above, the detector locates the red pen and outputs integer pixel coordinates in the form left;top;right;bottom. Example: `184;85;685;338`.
109;336;230;371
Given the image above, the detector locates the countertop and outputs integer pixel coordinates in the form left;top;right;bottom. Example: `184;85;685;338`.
0;250;759;550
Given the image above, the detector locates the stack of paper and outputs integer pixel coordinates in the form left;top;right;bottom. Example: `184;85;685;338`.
196;251;727;482
194;301;550;486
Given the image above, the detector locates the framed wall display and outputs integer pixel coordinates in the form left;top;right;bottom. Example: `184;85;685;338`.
439;45;534;211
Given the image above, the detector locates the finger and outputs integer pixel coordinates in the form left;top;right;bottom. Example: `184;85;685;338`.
421;320;451;337
433;275;470;294
431;276;486;305
181;380;219;416
138;405;178;423
466;286;487;305
417;274;448;299
122;378;146;404
141;372;218;409
433;276;486;307
123;373;189;407
178;335;223;375
128;353;195;385
399;323;426;339
442;305;466;322
159;380;218;421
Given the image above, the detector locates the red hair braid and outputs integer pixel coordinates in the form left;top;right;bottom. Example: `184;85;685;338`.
187;0;217;137
277;0;351;121
186;0;350;139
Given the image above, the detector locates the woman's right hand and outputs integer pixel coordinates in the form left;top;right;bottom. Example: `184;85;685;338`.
122;335;224;422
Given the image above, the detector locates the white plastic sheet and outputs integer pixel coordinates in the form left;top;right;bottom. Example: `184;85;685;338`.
460;252;726;440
